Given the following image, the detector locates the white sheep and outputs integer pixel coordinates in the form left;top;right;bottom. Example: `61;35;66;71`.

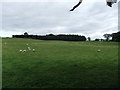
97;49;101;52
28;47;31;50
32;49;35;52
22;50;27;52
19;50;23;52
26;44;29;46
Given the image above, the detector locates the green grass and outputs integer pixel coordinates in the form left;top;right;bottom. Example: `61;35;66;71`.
2;38;118;88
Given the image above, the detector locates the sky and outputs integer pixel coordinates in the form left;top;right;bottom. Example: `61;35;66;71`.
0;0;119;40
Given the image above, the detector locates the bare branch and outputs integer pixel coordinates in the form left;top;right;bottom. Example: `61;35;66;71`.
70;0;83;11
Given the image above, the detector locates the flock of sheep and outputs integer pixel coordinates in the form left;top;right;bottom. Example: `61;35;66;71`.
4;42;101;53
19;44;35;53
19;48;101;53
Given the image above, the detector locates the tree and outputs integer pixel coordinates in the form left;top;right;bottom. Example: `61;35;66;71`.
46;34;55;36
103;34;111;41
12;33;87;41
24;32;28;35
111;31;120;42
88;37;91;41
95;39;100;41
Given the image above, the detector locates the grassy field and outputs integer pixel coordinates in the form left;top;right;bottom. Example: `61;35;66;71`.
2;38;118;88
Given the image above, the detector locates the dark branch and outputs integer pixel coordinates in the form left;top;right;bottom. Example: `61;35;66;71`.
70;1;82;11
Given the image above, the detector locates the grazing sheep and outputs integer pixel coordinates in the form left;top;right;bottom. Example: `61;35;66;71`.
28;47;31;50
97;49;101;52
32;49;35;52
19;50;23;52
26;44;29;46
22;50;27;52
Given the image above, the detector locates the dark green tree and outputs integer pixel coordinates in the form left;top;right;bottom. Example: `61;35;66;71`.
111;31;120;42
88;37;91;41
103;34;111;41
24;32;28;35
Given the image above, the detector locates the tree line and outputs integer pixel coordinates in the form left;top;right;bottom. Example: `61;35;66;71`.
12;31;120;42
12;33;86;41
98;31;120;42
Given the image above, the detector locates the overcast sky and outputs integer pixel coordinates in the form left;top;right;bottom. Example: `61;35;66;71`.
0;0;119;39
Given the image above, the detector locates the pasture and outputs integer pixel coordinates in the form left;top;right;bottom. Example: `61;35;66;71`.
2;38;118;88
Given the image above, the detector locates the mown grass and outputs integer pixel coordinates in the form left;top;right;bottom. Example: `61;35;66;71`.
2;38;118;88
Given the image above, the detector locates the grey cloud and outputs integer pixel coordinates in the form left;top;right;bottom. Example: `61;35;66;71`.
1;1;118;39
